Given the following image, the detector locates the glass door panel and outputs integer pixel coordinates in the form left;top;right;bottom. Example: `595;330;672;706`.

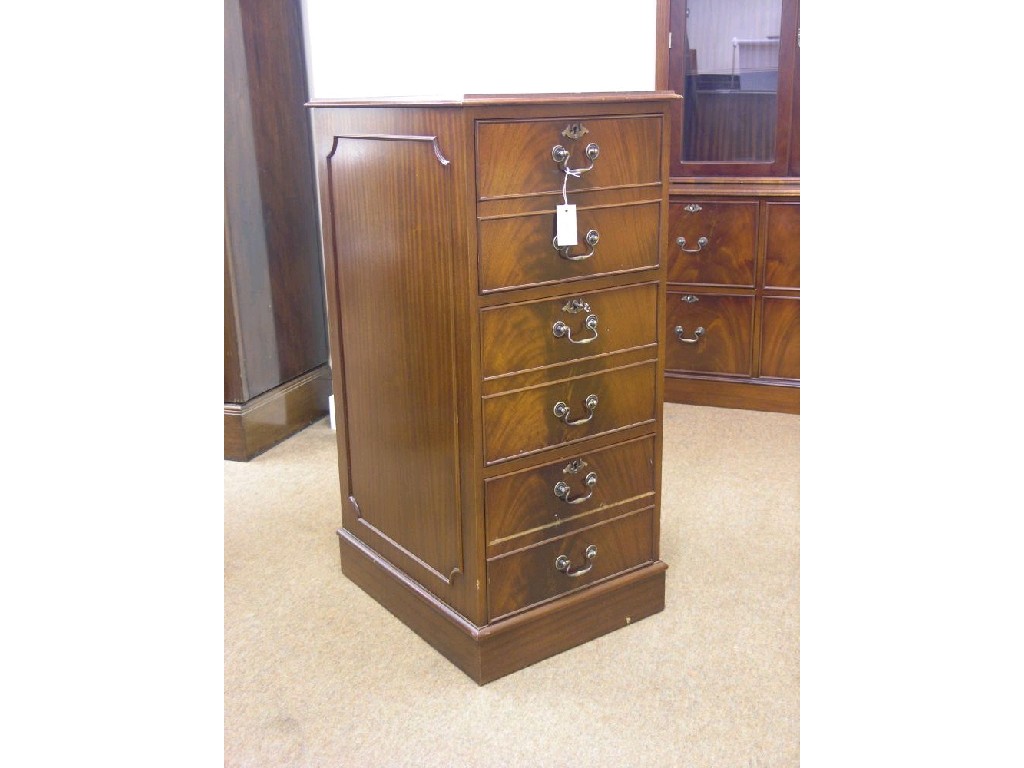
682;0;781;162
667;0;796;177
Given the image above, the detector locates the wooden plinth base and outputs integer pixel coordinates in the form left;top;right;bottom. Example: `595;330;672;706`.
224;365;331;461
338;529;667;685
665;374;799;414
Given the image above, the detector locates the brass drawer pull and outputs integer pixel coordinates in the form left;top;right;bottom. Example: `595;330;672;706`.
553;394;598;425
555;544;598;577
681;294;699;304
552;229;600;261
683;203;703;213
551;142;600;177
674;325;706;344
552;314;599;344
553;471;598;504
676;235;709;253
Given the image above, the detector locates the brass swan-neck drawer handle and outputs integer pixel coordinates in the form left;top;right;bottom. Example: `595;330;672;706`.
551;142;600;177
553;394;598;426
552;229;600;261
676;235;709;253
552;314;599;344
555;544;598;577
674;325;706;344
553;471;598;504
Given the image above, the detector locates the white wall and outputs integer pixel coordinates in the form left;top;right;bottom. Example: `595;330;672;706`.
301;0;658;99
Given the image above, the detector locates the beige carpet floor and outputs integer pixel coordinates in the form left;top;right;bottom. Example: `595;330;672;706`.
224;403;800;767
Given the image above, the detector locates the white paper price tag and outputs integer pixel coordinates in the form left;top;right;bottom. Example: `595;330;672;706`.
555;204;578;247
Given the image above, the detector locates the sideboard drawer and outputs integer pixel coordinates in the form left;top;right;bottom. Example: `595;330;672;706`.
476;116;663;199
482;362;657;465
487;507;654;620
760;296;800;380
666;292;754;376
764;202;800;289
478;202;661;292
484;436;656;556
480;283;658;379
667;200;757;287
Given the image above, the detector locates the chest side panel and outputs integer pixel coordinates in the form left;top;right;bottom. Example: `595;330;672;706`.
326;129;464;589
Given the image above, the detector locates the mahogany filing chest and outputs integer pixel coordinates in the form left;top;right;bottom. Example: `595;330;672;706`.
308;93;677;684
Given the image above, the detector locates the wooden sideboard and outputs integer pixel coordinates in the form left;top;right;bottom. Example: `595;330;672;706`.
664;180;799;413
656;0;801;414
308;92;677;684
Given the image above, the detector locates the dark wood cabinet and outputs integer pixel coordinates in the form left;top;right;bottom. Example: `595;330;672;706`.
308;93;676;684
657;0;800;413
664;188;799;412
224;0;330;460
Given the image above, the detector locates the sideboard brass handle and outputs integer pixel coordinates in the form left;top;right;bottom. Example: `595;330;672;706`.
683;203;703;213
551;142;600;176
552;314;599;344
552;229;600;261
676;235;709;253
674;325;706;344
555;544;598;577
553;471;598;504
553;394;598;426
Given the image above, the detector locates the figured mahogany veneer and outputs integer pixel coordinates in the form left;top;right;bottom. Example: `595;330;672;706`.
478;202;661;292
764;202;800;290
482;362;657;466
480;283;658;380
309;92;676;684
666;292;755;377
666;200;758;287
476;116;663;199
487;507;655;620
760;296;800;380
666;187;799;413
484;435;656;557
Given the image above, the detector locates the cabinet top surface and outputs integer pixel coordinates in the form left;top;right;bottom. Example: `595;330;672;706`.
306;91;682;109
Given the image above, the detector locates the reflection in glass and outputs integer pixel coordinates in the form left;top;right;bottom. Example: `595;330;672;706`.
681;0;782;163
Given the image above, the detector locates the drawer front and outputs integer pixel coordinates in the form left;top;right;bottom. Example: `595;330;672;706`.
480;283;658;379
764;202;800;289
666;292;753;376
478;202;661;292
667;200;757;287
484;436;656;555
482;362;657;465
487;507;654;620
760;296;800;380
476;116;663;199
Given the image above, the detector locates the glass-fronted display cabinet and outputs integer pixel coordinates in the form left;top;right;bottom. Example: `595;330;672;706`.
658;0;800;415
666;0;799;178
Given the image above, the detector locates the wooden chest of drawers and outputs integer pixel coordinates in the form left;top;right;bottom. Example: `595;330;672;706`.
308;93;676;684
